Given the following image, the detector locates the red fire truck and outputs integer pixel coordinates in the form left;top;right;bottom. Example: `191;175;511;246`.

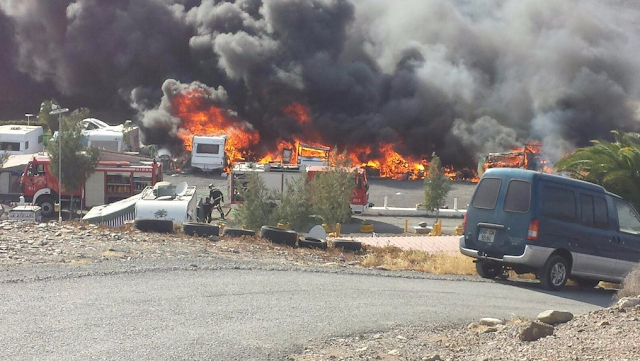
19;154;162;217
228;162;371;214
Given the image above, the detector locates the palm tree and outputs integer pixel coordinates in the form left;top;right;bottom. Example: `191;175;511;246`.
555;130;640;209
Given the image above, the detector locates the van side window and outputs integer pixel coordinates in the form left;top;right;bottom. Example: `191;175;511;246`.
580;195;609;229
593;197;609;229
503;180;530;213
542;186;576;222
471;178;501;210
615;201;640;234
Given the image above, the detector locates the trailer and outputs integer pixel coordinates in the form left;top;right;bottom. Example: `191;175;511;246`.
190;135;227;172
229;162;371;214
80;118;141;152
0;125;44;155
19;154;162;217
134;181;198;231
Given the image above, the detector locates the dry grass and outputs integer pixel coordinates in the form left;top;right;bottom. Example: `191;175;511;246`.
618;264;640;298
361;245;477;275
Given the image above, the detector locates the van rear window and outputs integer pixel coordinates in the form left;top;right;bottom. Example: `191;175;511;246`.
504;180;530;213
472;178;501;209
543;186;576;222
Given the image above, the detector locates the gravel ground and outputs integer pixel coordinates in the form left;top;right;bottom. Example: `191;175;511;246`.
1;218;638;361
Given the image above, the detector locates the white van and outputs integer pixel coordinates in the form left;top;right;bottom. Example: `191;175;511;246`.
191;135;227;172
0;125;44;155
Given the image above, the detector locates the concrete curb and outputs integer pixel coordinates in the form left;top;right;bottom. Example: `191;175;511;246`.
365;207;466;218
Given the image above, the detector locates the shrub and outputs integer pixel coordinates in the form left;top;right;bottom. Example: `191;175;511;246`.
618;264;640;298
275;175;312;231
309;167;353;227
424;153;451;220
237;173;278;230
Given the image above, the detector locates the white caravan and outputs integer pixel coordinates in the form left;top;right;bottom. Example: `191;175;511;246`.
0;125;44;155
80;118;140;152
190;135;227;172
135;181;197;225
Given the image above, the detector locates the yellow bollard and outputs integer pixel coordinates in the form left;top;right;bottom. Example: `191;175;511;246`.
404;219;408;232
336;223;341;237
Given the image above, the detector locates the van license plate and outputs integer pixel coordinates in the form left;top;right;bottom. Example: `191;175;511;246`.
478;228;496;243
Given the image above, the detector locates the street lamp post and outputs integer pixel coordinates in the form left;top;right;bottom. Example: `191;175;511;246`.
49;105;69;223
25;113;33;126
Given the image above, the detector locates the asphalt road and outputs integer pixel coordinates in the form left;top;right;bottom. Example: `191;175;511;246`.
0;259;615;361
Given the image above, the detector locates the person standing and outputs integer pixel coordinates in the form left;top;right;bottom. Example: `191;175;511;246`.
208;184;225;220
203;197;213;223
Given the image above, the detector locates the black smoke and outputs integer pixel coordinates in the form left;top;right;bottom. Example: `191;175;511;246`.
2;0;640;167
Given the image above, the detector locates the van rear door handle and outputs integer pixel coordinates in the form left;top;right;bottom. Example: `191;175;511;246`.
477;223;505;230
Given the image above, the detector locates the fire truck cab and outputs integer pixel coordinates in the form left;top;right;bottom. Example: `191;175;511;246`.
20;154;162;217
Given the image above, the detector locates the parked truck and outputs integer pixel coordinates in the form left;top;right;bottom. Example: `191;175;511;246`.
0;125;44;155
228;162;371;214
19;154;162;217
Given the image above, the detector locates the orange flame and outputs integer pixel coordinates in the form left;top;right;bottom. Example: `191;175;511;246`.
172;89;259;164
172;95;477;180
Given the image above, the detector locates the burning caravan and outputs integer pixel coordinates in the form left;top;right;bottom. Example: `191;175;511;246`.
134;181;198;228
190;135;227;172
477;142;545;177
0;125;44;155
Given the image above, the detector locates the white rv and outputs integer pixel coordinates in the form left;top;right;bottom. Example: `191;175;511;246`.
190;135;227;172
0;125;44;155
80;118;140;152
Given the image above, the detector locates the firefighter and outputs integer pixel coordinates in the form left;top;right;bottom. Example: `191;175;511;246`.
208;184;225;220
202;197;213;223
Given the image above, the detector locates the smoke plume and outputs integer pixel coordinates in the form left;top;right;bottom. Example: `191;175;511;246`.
2;0;640;167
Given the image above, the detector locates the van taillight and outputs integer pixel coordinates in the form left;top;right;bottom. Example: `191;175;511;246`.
462;213;467;232
527;219;539;241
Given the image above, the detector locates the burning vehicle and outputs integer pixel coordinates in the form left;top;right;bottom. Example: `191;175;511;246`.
477;142;548;178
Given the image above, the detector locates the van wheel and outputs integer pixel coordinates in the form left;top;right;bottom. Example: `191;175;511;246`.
572;277;600;288
475;260;504;279
37;196;55;217
540;255;569;291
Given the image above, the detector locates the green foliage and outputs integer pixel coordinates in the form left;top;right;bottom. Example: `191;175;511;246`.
0;151;8;168
276;176;312;231
424;153;451;219
38;100;60;132
47;108;99;193
309;167;353;226
555;130;640;209
237;173;278;230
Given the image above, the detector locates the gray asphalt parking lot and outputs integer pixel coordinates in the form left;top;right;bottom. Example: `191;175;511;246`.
167;171;477;235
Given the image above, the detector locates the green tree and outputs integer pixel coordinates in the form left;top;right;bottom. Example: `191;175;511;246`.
307;148;354;227
0;151;8;168
276;176;312;231
47;108;99;213
38;100;61;132
424;153;451;220
237;173;278;230
555;130;640;209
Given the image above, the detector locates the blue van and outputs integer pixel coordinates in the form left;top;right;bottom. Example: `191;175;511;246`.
459;168;640;290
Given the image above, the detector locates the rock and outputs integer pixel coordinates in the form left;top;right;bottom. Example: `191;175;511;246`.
616;297;640;309
387;349;400;356
422;354;442;361
537;310;574;325
599;321;610;326
519;321;554;342
480;317;504;326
